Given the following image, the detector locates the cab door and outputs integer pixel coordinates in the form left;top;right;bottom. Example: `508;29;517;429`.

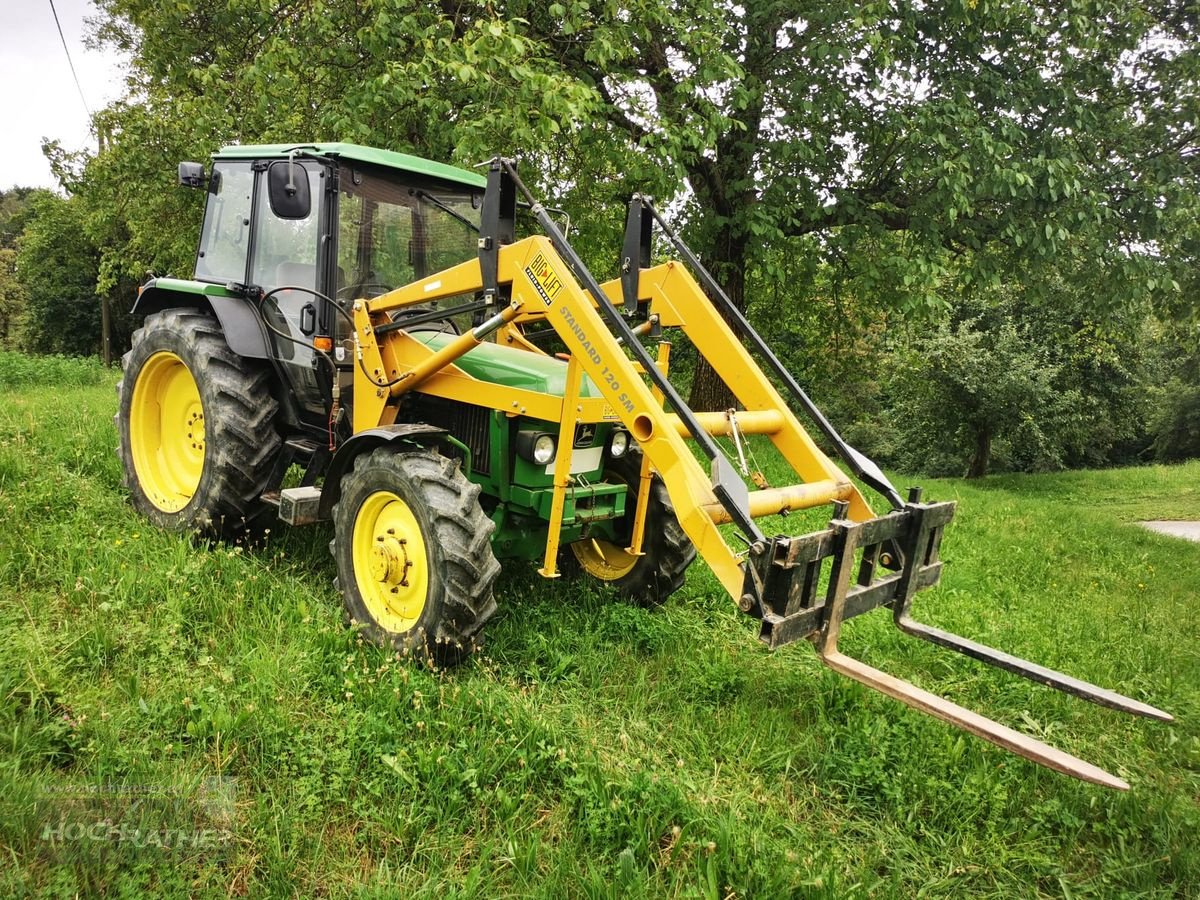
248;159;333;416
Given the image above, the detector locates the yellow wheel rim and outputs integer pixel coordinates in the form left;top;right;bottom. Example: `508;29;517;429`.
129;351;205;512
352;490;429;634
571;538;639;581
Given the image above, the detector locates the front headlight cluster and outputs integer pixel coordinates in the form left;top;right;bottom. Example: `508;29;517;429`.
516;427;634;465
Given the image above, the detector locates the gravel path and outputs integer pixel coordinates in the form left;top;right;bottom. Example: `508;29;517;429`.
1140;520;1200;542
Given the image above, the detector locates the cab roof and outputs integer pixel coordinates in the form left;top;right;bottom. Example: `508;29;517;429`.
213;142;487;190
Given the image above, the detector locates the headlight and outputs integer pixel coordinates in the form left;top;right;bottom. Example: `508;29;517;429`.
610;429;630;458
532;433;556;465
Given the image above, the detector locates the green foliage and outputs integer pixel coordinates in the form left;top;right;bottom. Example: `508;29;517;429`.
0;350;107;387
5;189;137;359
889;310;1073;478
12;192;102;357
0;189;41;349
0;187;39;249
1149;341;1200;462
0;247;25;350
1;377;1199;896
71;0;1199;322
1152;381;1200;462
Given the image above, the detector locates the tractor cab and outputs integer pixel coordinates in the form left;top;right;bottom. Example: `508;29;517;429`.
142;143;624;537
182;143;487;417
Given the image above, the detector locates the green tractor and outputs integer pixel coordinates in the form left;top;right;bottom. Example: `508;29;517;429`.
118;143;690;665
117;143;1169;789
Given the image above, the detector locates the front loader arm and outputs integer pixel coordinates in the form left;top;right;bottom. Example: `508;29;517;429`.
351;236;749;597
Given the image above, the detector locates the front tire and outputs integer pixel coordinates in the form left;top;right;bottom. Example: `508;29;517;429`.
332;447;500;666
566;452;696;607
116;308;281;539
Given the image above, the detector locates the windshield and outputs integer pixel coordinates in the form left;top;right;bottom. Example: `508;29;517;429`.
336;168;481;302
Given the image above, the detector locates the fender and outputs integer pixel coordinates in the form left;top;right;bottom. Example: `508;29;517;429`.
132;278;270;360
317;424;451;519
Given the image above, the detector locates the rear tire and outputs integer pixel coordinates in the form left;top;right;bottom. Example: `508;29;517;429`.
116;308;281;539
566;452;695;607
331;447;500;666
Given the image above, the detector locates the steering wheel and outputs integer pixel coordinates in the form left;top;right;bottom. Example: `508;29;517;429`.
336;282;393;302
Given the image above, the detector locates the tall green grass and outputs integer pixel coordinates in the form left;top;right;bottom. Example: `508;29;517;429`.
0;355;1196;897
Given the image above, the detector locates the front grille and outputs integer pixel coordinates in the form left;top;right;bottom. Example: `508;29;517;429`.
404;398;491;476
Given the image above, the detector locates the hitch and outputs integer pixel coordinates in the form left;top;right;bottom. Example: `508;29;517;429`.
742;494;1171;790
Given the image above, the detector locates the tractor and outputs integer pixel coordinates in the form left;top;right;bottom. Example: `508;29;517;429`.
118;143;1170;790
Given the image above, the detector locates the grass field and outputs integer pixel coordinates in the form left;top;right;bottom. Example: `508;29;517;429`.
0;352;1197;898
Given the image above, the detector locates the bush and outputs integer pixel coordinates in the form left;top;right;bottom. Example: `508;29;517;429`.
1151;379;1200;462
0;350;106;387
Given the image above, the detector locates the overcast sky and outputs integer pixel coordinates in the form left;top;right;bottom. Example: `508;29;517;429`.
0;0;128;191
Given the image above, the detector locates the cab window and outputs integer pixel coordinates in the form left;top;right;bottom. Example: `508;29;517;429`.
195;162;254;284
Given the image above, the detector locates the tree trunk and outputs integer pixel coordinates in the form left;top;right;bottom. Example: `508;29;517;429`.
685;232;746;412
967;427;992;478
100;295;112;367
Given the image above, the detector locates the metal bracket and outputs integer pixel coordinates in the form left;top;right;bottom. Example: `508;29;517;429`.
620;195;653;317
478;158;516;309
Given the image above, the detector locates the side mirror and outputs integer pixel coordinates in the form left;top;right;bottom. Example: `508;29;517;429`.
267;160;311;219
178;161;206;188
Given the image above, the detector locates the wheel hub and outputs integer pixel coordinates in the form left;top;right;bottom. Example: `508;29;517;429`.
370;533;412;587
186;408;205;451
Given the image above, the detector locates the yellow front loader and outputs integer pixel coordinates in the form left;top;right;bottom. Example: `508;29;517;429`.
337;159;1169;790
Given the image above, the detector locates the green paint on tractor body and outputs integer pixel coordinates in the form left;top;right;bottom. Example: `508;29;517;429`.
412;332;603;398
408;333;625;559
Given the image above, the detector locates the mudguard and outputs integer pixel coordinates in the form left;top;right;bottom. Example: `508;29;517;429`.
132;279;270;360
317;424;451;519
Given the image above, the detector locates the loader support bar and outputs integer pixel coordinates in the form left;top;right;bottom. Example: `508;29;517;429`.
639;198;904;511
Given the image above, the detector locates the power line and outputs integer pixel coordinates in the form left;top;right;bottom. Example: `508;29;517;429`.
47;0;92;119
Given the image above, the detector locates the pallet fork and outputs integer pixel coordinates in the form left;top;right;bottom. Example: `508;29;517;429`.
351;159;1171;789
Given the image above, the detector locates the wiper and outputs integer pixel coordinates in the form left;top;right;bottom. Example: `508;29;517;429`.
414;189;479;233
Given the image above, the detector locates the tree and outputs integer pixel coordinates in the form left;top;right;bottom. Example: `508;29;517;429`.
0;187;38;249
13;192;121;357
508;0;1199;406
0;188;39;348
0;247;26;350
79;1;1198;410
881;262;1162;478
1148;328;1200;463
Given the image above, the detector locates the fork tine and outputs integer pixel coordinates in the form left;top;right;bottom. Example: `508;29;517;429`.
819;649;1130;790
895;614;1173;722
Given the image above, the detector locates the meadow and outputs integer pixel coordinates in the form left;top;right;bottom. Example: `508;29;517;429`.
0;351;1196;898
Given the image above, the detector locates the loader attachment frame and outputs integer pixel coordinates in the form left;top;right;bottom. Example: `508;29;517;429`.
350;159;1170;789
